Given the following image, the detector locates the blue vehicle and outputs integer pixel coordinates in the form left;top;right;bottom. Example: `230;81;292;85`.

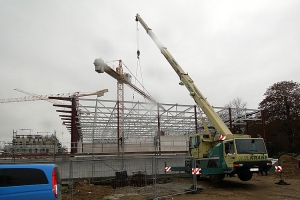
0;164;61;200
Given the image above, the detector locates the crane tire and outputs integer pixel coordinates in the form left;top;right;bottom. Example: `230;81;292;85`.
208;160;225;183
238;172;253;181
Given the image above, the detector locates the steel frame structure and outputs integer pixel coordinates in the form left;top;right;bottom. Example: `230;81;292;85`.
50;96;264;154
77;99;200;143
75;98;263;143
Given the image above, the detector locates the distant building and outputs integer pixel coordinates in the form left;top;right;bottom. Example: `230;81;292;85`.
3;134;65;155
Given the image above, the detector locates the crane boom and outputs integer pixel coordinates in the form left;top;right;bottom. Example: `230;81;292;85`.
135;14;232;136
1;89;108;105
14;88;74;98
0;89;67;105
14;88;108;99
94;58;159;105
0;95;56;103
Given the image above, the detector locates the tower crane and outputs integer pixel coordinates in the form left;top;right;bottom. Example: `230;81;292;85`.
0;88;108;131
1;88;108;154
94;59;158;104
94;58;165;148
14;88;108;100
0;89;68;105
0;88;108;105
5;88;108;130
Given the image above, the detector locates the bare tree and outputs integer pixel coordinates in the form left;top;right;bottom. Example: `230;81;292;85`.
224;97;247;117
225;97;247;108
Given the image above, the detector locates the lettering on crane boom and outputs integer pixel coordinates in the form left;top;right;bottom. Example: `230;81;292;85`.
181;78;194;93
193;87;202;98
238;155;268;161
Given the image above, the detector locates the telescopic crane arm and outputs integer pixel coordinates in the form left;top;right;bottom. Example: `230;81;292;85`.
135;14;232;136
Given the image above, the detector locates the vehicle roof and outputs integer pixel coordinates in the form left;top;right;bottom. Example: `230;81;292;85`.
0;163;57;170
0;164;59;186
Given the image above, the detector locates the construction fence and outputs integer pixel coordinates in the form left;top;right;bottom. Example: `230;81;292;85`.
0;154;201;199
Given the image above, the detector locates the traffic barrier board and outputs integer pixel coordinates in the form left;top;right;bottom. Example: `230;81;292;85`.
165;167;171;172
192;168;201;174
219;135;226;141
275;166;282;172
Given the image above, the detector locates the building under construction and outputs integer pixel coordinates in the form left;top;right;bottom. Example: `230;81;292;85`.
46;59;265;155
50;96;264;155
3;133;65;155
0;59;266;156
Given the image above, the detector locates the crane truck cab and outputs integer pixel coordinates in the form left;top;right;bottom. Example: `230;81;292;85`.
188;132;272;182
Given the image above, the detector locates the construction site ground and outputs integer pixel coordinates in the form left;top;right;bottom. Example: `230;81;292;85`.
62;155;300;200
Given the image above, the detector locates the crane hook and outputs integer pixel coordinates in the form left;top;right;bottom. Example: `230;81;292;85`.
137;50;140;59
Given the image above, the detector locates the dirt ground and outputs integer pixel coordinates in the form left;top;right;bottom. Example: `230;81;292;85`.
62;154;300;200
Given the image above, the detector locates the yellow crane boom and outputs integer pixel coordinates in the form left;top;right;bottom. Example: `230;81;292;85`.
135;14;232;136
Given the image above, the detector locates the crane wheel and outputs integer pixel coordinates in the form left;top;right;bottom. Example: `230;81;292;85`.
208;160;225;183
237;172;253;181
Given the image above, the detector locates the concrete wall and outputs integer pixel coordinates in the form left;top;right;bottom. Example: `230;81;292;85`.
82;135;188;154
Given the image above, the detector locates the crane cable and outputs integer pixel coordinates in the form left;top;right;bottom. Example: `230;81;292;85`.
132;20;139;101
133;19;146;102
123;62;153;100
134;21;152;103
136;18;140;59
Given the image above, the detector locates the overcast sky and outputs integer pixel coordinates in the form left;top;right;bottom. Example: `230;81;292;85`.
1;1;299;149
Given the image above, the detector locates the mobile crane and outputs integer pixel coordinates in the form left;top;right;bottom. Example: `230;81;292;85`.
135;14;273;183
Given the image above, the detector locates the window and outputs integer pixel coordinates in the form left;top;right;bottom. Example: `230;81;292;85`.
0;168;48;187
189;136;199;149
225;141;235;154
235;139;267;154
